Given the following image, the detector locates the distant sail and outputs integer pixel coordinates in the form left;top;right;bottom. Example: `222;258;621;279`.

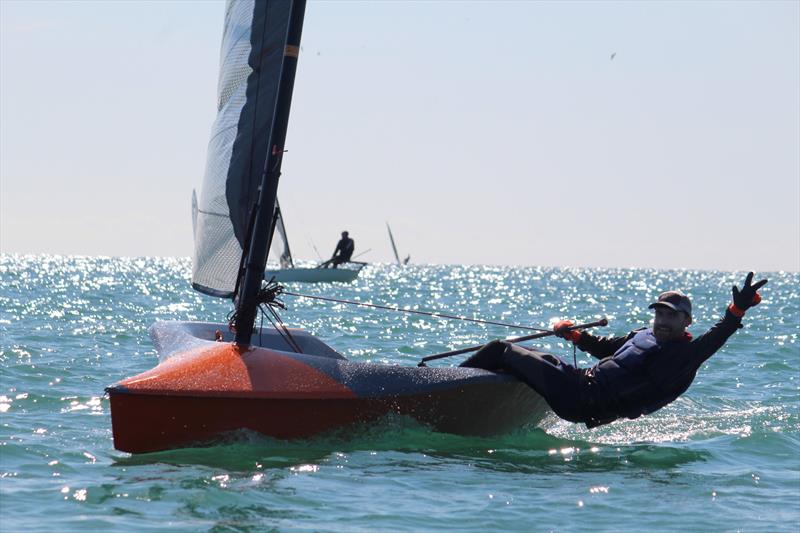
270;199;294;269
387;222;401;264
387;222;409;265
192;0;295;298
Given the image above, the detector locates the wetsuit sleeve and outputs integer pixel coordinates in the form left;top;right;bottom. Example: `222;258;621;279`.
575;331;636;359
684;308;743;365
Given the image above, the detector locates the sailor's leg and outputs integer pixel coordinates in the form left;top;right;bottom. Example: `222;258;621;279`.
500;344;585;423
459;340;507;372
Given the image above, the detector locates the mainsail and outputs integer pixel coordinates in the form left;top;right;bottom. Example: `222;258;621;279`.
192;0;304;302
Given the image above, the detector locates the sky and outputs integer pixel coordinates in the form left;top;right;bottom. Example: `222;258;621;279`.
1;0;798;272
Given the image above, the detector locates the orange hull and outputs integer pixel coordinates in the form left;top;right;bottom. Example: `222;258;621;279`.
107;323;550;453
109;382;542;453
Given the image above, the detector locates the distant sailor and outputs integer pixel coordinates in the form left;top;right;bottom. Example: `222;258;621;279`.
327;231;354;268
279;252;291;270
461;272;768;428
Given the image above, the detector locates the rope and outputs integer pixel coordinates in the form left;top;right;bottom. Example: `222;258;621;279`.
258;300;303;354
227;278;303;353
258;280;303;353
282;291;551;333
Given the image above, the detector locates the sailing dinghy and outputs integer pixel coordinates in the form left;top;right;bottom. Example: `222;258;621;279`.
106;0;552;454
263;200;365;283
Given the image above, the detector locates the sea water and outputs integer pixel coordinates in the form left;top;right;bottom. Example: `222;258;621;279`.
1;255;798;532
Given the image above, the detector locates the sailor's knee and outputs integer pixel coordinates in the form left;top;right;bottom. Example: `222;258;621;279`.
499;342;537;360
459;340;508;370
484;340;508;351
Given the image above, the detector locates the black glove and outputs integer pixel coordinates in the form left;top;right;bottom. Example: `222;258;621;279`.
732;272;768;312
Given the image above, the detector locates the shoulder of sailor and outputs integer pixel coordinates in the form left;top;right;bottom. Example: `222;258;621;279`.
578;328;635;359
611;328;645;345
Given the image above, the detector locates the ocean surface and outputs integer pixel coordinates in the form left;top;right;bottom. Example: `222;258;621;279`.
1;255;798;532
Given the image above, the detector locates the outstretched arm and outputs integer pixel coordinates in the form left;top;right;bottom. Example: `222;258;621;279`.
576;331;634;359
684;271;768;366
554;319;631;359
599;273;765;363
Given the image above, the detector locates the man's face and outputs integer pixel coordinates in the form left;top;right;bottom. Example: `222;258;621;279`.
652;306;691;342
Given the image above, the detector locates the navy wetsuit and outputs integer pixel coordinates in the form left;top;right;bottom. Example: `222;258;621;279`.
460;308;743;428
330;237;354;268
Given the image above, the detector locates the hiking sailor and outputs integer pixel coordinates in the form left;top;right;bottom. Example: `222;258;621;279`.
327;231;354;268
461;272;768;428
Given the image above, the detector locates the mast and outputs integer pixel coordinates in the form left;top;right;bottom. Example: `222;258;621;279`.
234;0;306;345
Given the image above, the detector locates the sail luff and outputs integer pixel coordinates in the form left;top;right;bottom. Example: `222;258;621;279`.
234;0;306;344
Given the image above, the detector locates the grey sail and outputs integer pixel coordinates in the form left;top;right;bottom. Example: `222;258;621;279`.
387;222;410;265
192;0;297;298
387;222;401;264
270;199;294;269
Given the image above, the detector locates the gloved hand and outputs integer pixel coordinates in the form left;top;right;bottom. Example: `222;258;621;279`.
554;319;582;343
730;272;768;317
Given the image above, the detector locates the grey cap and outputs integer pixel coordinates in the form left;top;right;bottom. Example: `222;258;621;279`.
648;290;692;318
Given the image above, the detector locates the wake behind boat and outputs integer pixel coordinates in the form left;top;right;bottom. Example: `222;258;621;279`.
107;0;553;453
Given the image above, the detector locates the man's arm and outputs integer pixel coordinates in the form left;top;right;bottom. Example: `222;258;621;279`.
687;272;768;365
553;319;632;359
682;309;741;366
575;330;635;359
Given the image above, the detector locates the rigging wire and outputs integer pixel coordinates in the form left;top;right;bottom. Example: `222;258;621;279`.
258;279;303;353
227;279;303;353
282;291;552;333
258;300;303;354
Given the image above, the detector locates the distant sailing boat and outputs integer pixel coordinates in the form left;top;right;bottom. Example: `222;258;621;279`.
264;199;365;282
386;222;410;265
105;0;552;454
